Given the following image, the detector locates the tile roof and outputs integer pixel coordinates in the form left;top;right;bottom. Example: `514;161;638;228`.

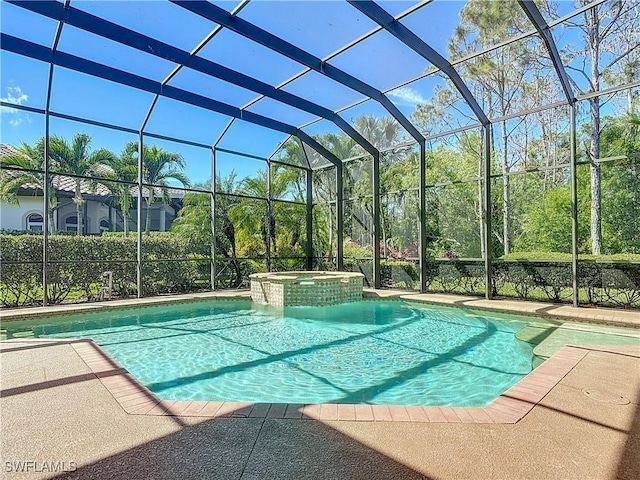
0;144;21;157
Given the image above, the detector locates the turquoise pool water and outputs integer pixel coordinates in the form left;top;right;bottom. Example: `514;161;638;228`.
4;300;538;406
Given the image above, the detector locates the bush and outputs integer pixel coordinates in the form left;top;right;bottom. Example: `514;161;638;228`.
0;235;43;306
343;241;373;259
500;251;640;262
427;259;485;295
3;239;637;308
380;260;419;289
0;234;212;306
500;251;572;261
495;252;639;307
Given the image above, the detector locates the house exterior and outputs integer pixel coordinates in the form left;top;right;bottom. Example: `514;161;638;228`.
0;144;183;234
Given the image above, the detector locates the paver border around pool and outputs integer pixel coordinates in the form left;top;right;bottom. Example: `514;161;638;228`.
10;337;627;423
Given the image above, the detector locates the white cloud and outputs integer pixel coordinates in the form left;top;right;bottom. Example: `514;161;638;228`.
0;105;18;114
1;86;28;106
0;86;29;126
387;87;428;106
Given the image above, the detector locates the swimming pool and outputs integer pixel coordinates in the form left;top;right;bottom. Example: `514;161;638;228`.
4;300;540;406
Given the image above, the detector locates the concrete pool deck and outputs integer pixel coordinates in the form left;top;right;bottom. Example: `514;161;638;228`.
1;290;639;478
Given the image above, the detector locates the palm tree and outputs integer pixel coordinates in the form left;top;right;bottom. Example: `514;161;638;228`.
353;115;402;150
309;132;358;258
49;133;115;235
170;185;211;244
171;175;238;251
235;172;272;255
334;117;403;256
105;142;138;237
621;111;640;142
234;168;304;256
0;139;57;233
139;144;190;234
321;132;358;160
214;172;239;261
170;173;245;287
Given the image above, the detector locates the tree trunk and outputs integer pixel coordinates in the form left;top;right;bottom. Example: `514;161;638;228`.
123;212;129;237
47;192;56;234
478;136;486;259
625;62;635;114
145;199;151;235
226;219;241;288
589;97;602;254
538;112;551;189
261;215;269;258
270;214;276;254
290;229;299;249
381;209;387;258
328;203;334;258
75;184;83;236
501;120;511;255
586;6;602;255
47;208;55;234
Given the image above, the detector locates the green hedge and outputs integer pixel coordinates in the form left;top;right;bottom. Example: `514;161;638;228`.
376;260;419;290
0;234;43;307
500;251;640;262
343;254;638;307
496;252;640;306
2;237;638;308
0;234;212;306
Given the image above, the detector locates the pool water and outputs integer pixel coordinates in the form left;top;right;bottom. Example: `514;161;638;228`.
5;300;538;406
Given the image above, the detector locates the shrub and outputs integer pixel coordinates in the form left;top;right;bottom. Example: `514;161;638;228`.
495;252;639;306
343;241;373;259
427;260;485;295
0;234;211;306
380;260;419;289
0;235;43;306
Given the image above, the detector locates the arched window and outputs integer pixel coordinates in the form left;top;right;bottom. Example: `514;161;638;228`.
99;219;110;233
65;216;79;233
26;213;43;231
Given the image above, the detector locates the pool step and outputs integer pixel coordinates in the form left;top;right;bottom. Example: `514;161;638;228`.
533;328;640;358
517;322;640;359
516;325;557;346
6;329;35;340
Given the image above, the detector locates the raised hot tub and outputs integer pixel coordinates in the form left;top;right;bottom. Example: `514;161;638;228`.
249;271;364;307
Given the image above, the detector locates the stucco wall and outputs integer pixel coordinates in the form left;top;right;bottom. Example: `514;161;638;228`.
0;196;45;231
1;195;176;233
1;196;109;234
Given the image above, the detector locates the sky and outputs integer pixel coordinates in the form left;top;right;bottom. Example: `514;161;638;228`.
0;0;601;184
